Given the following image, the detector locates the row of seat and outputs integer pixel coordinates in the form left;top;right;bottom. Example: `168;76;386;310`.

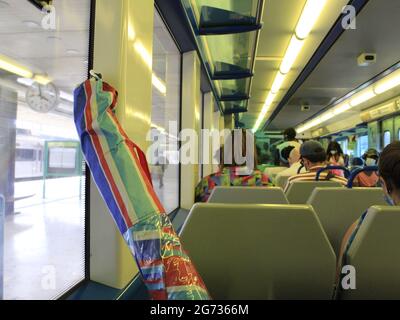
208;184;386;255
208;181;344;205
181;184;397;299
180;203;400;299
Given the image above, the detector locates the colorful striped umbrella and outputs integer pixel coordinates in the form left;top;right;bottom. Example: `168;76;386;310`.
74;77;210;300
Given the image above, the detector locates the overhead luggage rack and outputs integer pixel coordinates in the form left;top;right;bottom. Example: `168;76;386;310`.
198;6;262;35
179;0;264;115
212;62;253;80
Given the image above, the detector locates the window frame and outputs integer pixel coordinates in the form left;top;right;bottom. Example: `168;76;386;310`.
57;0;96;300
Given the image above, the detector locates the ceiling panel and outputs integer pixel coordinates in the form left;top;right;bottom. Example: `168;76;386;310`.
242;0;349;129
270;0;400;131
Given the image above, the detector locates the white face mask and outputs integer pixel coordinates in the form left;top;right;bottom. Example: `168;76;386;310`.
365;158;377;166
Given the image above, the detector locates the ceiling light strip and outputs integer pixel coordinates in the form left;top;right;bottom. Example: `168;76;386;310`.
297;67;400;134
253;0;328;132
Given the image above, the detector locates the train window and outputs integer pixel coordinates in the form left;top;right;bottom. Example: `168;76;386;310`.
358;135;369;157
338;139;349;155
16;149;35;162
384;131;391;147
149;10;181;213
0;1;91;299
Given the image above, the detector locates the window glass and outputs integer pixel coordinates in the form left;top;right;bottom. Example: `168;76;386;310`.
0;0;90;299
384;131;391;147
358;135;369;157
149;11;181;214
398;129;400;141
338;139;348;155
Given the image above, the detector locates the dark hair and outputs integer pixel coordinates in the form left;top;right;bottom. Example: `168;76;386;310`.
378;141;400;193
303;147;326;163
281;146;295;162
326;141;344;160
283;128;297;141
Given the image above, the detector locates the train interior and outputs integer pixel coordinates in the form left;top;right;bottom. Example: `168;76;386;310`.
0;0;399;301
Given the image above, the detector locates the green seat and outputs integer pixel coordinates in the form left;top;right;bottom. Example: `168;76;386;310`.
286;181;343;204
180;203;336;300
340;206;400;300
308;188;386;256
264;167;287;182
208;187;288;204
276;175;290;189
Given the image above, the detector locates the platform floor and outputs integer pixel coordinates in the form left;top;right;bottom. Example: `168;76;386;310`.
3;170;180;300
4;177;85;300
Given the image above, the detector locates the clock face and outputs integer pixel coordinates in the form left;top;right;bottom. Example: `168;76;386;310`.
26;82;59;113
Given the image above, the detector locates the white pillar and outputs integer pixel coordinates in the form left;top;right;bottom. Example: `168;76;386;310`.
180;51;201;210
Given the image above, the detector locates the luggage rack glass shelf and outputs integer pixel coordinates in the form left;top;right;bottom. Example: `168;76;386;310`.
180;0;264;116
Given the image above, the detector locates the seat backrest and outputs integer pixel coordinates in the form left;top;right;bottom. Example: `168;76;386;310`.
286;181;343;204
276;175;290;189
180;203;336;300
339;206;400;300
308;188;386;255
208;187;288;204
264;167;287;181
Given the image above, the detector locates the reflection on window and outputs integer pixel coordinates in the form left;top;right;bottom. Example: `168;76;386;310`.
384;131;391;147
358;135;369;157
0;0;90;299
339;139;349;155
148;10;181;214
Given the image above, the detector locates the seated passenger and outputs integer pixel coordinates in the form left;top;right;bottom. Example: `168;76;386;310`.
349;157;364;172
326;141;346;177
353;148;380;187
274;146;306;184
195;134;269;203
284;140;348;192
336;142;400;293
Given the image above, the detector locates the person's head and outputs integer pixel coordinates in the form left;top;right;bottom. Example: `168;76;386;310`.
300;140;326;170
288;147;301;166
283;128;297;141
280;146;295;167
378;142;400;205
362;148;380;166
326;141;344;159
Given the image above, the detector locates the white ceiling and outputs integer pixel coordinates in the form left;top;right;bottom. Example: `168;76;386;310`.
241;0;350;129
0;0;90;138
272;0;400;132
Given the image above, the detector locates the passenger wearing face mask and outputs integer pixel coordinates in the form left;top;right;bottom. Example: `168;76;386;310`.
336;142;400;290
353;148;380;187
283;140;348;192
326;141;346;177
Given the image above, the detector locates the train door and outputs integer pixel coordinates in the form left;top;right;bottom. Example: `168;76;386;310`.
394;115;400;141
382;118;395;148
